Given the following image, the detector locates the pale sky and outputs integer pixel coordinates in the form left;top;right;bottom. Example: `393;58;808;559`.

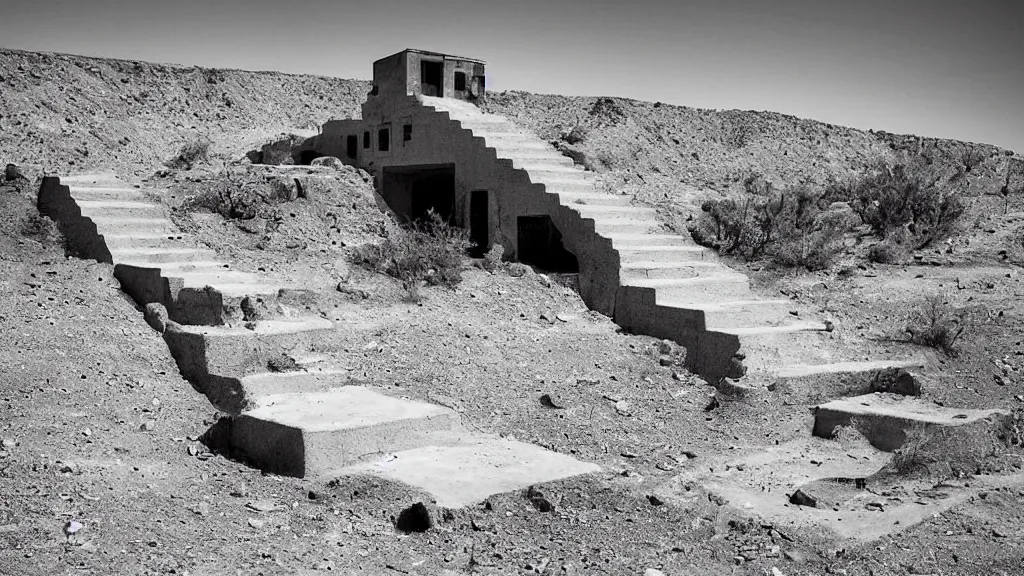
2;0;1022;152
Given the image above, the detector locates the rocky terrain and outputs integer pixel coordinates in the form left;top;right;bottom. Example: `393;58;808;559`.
2;47;1023;576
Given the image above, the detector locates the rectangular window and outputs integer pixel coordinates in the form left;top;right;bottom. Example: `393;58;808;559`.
454;71;467;92
403;124;412;142
378;127;390;152
362;131;370;149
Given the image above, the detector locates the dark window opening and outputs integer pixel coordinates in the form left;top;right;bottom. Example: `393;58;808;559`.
371;85;379;96
403;124;412;143
381;165;456;226
345;135;358;159
517;215;579;272
420;60;443;97
362;131;370;149
469;190;489;258
378;128;390;152
454;71;467;91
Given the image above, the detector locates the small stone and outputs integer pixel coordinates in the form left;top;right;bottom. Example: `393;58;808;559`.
143;303;169;333
1;439;15;448
614;400;631;414
555;314;576;323
247;518;265;529
139;420;156;432
230;483;249;497
789;489;817;508
246;499;281;512
646;494;664;506
659;356;673;367
539;312;556;324
645;569;666;576
657;340;673;355
539;394;564;409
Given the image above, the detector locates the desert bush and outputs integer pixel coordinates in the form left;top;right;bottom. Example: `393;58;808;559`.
904;294;973;355
560;125;588;145
483;243;504;273
183;169;297;220
689;176;846;270
349;211;471;301
166;137;211;170
887;423;934;475
20;213;63;247
867;237;909;264
828;163;964;250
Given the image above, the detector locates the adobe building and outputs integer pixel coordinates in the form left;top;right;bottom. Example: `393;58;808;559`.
300;48;599;271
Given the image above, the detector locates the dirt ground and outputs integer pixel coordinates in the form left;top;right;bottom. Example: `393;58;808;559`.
2;47;1024;575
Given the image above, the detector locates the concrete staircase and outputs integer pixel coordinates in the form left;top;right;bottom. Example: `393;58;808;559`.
416;96;923;392
37;173;598;507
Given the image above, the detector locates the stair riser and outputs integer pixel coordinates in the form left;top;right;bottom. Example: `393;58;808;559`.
511;157;576;169
68;188;147;202
90;219;178;235
164;327;335;390
572;207;658;220
618;250;717;264
525;169;595;182
79;206;165;220
103;235;191;249
555;194;633;207
539;181;594;194
611;236;693;248
651;280;752;301
110;250;220;264
205;372;345;416
231;411;461;477
702;305;803;330
621;266;713;281
594;222;662;235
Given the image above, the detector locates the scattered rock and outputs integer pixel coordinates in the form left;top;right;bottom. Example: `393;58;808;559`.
395;502;433;533
142;303;169;332
506;262;529;277
336;283;370;299
869;368;921;396
658;356;673;367
645;569;666;576
614;400;631;415
4;163;26;182
525;486;555;513
246;499;282;513
267;354;300;373
247;518;265;529
139;420;156;432
646;494;664;506
704;395;720;412
789;489;817;508
555;313;576;323
310;156;344;169
538;394;564;409
539;312;556;324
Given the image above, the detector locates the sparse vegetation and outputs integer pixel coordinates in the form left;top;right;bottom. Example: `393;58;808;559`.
20;213;63;247
887;423;934;475
350;211;471;302
828;162;965;250
560;125;588;145
483;243;505;273
689;175;848;270
165;136;211;170
903;294;973;355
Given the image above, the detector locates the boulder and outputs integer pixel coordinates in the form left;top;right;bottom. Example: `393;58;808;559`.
310;156;345;169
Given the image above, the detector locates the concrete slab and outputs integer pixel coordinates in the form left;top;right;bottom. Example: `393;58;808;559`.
231;387;461;477
814;393;1008;451
609;234;693;247
341;437;601;508
205;369;349;415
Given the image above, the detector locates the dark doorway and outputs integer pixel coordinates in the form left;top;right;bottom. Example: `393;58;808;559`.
346;135;358;159
517;215;579;272
298;150;322;165
420;60;443;97
469;190;488;257
381;164;456;225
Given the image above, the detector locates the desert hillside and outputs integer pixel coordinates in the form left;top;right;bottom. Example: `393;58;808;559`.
3;48;1024;576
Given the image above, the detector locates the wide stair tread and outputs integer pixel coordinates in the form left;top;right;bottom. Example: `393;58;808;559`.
174;316;333;337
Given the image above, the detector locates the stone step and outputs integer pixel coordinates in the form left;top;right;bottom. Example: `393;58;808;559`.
231;387;462;478
341;436;601;509
592;219;663;235
675;299;802;330
479;133;549;148
163;317;336;385
457;119;518;134
620;260;723;280
536;179;595;194
511;157;579;170
757;358;928;398
553;191;633;207
67;185;147;201
77;200;165;220
813;393;1008;452
498;149;574;166
109;246;220;264
103;232;193;248
630;273;751;301
88;217;177;234
617;245;717;263
570;204;658;220
523;167;595;182
608;233;693;248
205;369;349;415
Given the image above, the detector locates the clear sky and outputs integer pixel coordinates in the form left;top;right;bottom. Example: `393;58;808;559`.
2;0;1022;152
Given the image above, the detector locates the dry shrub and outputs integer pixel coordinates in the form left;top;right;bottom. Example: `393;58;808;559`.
20;213;63;247
887;423;934;475
828;162;964;250
350;211;471;301
560;125;588;145
184;169;297;220
690;175;847;270
483;243;504;273
166;136;211;170
904;294;974;356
